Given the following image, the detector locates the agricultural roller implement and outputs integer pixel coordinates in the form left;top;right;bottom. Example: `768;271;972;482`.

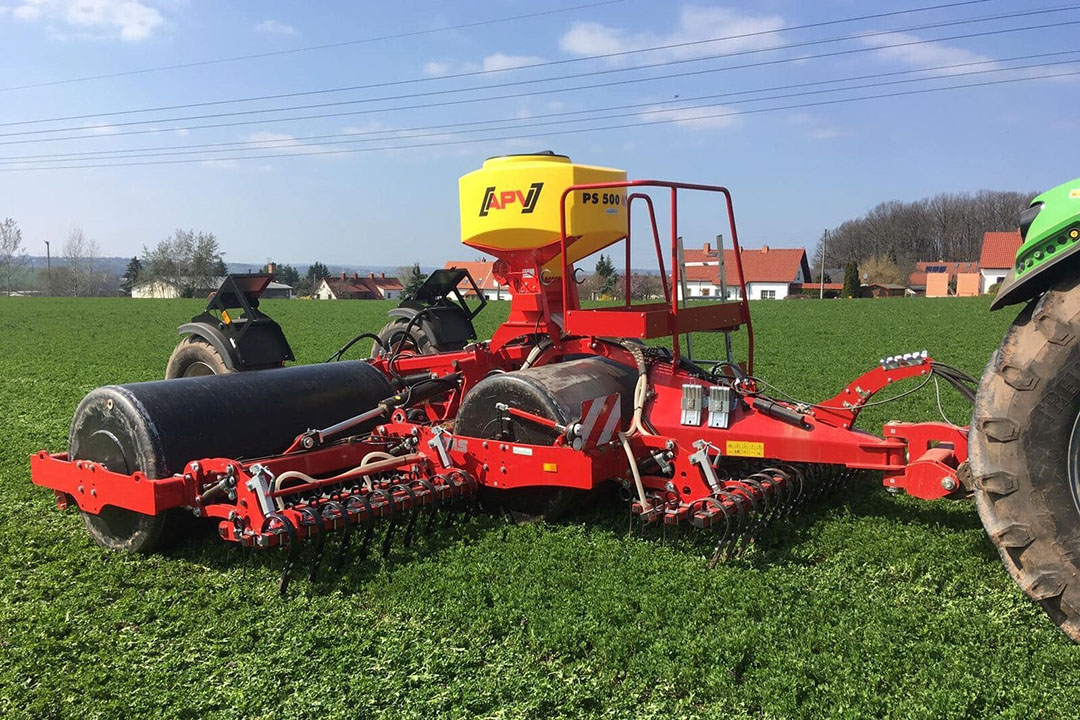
29;153;1080;641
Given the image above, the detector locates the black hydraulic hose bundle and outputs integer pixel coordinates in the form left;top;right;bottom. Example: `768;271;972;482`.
930;361;978;404
326;333;384;362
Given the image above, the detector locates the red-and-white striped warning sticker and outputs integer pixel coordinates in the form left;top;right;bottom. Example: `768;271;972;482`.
576;394;622;448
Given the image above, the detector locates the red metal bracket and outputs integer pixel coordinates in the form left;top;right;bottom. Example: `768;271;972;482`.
30;451;190;515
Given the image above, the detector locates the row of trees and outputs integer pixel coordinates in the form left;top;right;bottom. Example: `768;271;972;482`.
1;218;119;297
813;189;1034;280
583;253;664;300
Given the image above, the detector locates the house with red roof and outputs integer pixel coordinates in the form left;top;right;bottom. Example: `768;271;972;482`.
313;272;404;300
907;260;980;295
443;259;508;300
979;230;1022;294
682;244;811;300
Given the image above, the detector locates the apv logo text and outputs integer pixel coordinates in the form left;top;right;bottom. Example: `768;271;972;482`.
479;182;544;217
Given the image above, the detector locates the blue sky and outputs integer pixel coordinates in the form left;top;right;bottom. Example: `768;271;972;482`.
0;0;1076;268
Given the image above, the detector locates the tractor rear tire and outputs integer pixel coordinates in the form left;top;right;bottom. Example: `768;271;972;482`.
165;336;232;378
970;273;1080;642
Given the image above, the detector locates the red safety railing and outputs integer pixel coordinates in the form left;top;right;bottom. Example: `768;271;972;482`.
558;179;754;372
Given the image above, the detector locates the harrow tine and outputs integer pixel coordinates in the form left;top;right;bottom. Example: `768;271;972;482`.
374;488;399;559
392;482;421;549
413;478;440;534
442;473;458;528
351;494;377;563
322;500;352;572
713;489;747;562
261;512;299;596
299;506;327;583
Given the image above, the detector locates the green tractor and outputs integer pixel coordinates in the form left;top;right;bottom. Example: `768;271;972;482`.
973;176;1080;640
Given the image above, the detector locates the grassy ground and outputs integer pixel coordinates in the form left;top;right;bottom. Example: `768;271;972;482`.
1;296;1078;718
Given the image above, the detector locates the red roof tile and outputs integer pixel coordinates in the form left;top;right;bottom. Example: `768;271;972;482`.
678;245;809;285
323;273;403;299
979;230;1022;270
722;247;809;284
444;260;502;292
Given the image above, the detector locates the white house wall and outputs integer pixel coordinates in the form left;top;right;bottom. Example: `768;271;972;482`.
746;282;790;299
980;268;1007;294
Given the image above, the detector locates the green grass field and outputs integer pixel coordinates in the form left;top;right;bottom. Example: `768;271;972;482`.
1;296;1079;719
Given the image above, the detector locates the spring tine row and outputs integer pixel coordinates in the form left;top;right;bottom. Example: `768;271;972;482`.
255;469;477;594
633;462;855;567
299;505;327;582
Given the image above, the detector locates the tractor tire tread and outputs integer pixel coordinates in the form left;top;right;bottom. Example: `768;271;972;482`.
971;275;1080;642
165;336;232;378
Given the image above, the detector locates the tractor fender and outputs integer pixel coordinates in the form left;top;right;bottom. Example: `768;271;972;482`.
991;243;1080;310
991;176;1080;310
387;303;476;349
177;322;239;371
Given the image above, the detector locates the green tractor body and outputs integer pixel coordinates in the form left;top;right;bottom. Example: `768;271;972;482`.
992;176;1080;309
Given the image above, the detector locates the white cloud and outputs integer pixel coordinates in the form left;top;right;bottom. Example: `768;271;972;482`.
84;122;120;134
481;53;544;72
422;60;449;77
11;0;165;42
808;127;842;141
246;131;307;152
787;113;843;141
243;131;337;156
13;0;42;20
254;18;295;36
859;31;996;75
641;105;739;131
560;5;784;65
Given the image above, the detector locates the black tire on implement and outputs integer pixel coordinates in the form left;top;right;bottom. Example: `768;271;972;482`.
372;317;441;357
970;274;1080;641
165;336;232;378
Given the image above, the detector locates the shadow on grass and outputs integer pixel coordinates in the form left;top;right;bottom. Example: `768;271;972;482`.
155;474;996;594
159;505;509;594
558;475;996;567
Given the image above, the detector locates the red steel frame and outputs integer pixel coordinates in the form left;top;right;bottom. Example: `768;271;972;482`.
559;180;754;369
30;175;971;553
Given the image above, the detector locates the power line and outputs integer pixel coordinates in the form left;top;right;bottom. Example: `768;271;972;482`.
2;2;1069;131
0;0;631;93
3;68;1075;172
4;52;1076;165
1;16;1074;147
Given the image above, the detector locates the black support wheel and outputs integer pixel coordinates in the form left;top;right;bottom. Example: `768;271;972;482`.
81;506;169;554
165;336;232;378
970;273;1080;642
372;317;441;358
69;413;174;553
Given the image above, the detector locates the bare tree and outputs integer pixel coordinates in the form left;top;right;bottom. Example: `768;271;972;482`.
63;226;87;297
627;272;663;301
0;217;26;295
815;189;1036;278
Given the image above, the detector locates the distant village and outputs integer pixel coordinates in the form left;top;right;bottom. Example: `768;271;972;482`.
124;228;1021;303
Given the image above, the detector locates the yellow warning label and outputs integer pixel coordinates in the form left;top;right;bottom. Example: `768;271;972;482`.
726;440;765;458
1071;189;1080;199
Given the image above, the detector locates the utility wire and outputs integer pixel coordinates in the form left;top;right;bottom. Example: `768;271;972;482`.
1;14;1075;146
1;3;1072;132
3;53;1075;165
0;0;632;93
3;67;1074;171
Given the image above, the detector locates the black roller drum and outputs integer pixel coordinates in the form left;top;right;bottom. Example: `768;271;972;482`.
69;360;394;479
